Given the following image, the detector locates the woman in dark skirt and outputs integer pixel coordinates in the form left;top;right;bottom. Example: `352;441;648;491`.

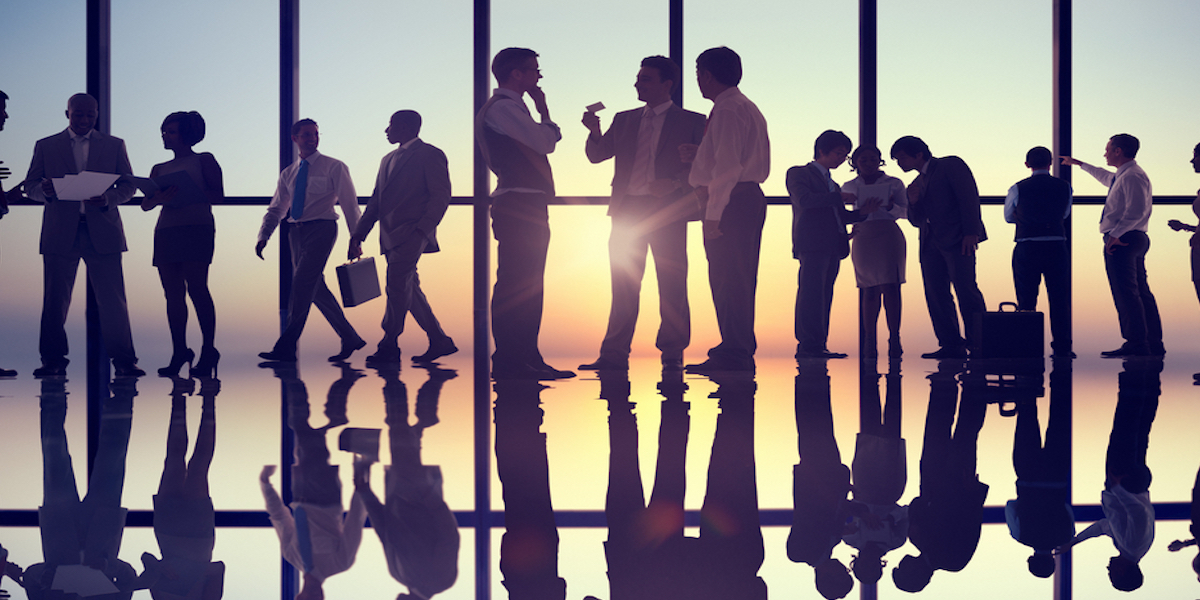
143;111;223;377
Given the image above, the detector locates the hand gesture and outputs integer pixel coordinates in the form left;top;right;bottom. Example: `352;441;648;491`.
0;160;10;180
1168;219;1190;232
961;234;979;256
84;195;106;207
41;178;57;198
1104;233;1128;255
581;111;601;137
348;239;363;261
260;465;277;483
255;240;268;260
1059;155;1081;166
703;219;722;240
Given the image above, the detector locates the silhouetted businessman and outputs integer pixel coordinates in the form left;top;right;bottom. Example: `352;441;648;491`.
579;56;706;372
1062;134;1162;357
353;365;459;599
892;360;988;592
257;119;365;364
349;110;457;366
26;93;143;378
891;136;987;360
0;89;14;378
684;47;770;375
476;47;573;381
1004;147;1073;357
788;130;876;359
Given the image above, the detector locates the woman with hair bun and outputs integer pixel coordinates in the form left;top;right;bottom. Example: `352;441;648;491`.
143;111;223;377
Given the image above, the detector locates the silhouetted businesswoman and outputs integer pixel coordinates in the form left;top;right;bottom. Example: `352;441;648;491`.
580;56;706;372
349;110;457;366
26;93;143;378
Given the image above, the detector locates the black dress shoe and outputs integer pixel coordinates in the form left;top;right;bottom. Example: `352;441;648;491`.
492;363;576;381
578;357;629;370
921;346;969;359
329;338;367;362
259;350;297;362
1101;343;1149;358
33;364;67;378
412;338;458;363
365;348;401;365
113;363;146;378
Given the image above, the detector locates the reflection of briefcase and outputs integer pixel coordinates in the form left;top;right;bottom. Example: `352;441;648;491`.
971;302;1044;358
335;257;381;307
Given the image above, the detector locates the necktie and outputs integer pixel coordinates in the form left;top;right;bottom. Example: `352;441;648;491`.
293;505;315;572
291;159;309;221
73;135;87;173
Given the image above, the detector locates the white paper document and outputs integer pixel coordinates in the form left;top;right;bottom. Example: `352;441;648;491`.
855;183;892;208
51;170;121;201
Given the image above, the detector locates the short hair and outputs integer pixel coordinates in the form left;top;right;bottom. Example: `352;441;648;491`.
1193;142;1200;156
696;47;742;87
640;55;680;93
67;93;98;111
291;118;318;137
890;136;931;161
815;559;854;600
1110;133;1140;159
162;111;206;146
1026;146;1052;169
492;47;538;84
851;549;885;583
1028;553;1056;578
849;146;885;172
1109;556;1144;591
391;110;422;135
814;130;853;160
892;555;933;592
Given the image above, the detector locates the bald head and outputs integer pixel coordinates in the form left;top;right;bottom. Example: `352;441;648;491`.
66;93;98;135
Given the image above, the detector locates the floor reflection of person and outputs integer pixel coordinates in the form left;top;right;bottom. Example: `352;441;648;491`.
1004;358;1073;579
1167;458;1200;579
22;376;140;599
141;112;224;378
594;370;765;600
788;361;854;600
353;364;459;599
260;365;367;600
494;379;567;599
0;89;17;378
893;360;988;593
1060;358;1160;592
139;376;224;599
843;359;908;586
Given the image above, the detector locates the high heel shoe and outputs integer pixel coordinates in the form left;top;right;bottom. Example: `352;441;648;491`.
158;349;195;377
193;346;221;378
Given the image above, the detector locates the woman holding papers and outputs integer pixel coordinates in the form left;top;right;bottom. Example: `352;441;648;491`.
841;146;908;358
142;111;224;377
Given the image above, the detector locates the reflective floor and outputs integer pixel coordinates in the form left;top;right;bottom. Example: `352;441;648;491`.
2;347;1200;600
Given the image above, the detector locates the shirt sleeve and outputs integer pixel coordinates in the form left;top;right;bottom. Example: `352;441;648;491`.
333;160;361;236
258;170;291;243
696;105;749;222
1004;183;1019;223
1078;162;1115;187
260;480;299;565
484;98;561;155
341;490;368;563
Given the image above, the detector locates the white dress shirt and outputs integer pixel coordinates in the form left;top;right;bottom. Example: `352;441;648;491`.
842;173;907;221
688;87;770;222
258;150;361;243
483;88;561;196
625;100;672;196
261;479;368;581
1079;159;1152;240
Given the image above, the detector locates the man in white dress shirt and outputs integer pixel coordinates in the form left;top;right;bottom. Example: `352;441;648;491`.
1062;134;1162;357
475;47;574;380
257;119;365;363
683;47;770;374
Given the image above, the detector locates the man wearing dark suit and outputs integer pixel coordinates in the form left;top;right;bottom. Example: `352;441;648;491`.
349;110;456;366
25;93;143;378
890;136;987;359
578;56;706;372
788;130;875;359
0;89;15;378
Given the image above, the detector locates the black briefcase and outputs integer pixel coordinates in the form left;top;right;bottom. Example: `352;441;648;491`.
971;302;1044;358
335;257;381;308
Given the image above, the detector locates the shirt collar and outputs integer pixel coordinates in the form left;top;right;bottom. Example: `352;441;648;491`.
643;100;673;117
809;160;831;179
918;158;931;175
67;128;93;142
1032;169;1050;176
1115;159;1137;176
397;137;420;152
494;88;523;101
299;149;322;164
712;86;742;106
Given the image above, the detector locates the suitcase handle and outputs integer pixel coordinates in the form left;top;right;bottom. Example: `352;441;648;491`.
998;301;1019;312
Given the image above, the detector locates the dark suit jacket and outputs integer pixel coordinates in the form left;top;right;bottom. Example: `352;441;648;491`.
26;129;135;255
907;156;986;251
787;163;867;260
353;139;451;254
585;103;706;219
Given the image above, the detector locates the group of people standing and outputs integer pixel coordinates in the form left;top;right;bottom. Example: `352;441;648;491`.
2;43;1198;381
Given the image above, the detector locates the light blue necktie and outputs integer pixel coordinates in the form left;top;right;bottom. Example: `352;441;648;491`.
293;505;315;572
291;159;309;221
